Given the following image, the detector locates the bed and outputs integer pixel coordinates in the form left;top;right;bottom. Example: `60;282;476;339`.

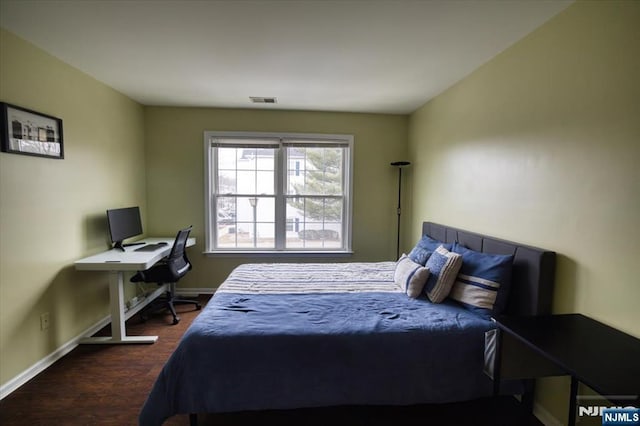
139;222;556;426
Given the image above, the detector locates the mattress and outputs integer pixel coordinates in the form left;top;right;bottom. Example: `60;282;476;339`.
139;262;497;425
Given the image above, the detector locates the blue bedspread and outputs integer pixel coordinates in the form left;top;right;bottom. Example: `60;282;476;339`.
139;262;497;425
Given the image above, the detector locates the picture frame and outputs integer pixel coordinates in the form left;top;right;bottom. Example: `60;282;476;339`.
0;102;64;159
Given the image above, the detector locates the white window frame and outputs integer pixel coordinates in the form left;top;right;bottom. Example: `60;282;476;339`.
204;131;353;256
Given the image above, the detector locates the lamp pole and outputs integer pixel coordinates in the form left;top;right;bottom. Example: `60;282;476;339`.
391;161;410;259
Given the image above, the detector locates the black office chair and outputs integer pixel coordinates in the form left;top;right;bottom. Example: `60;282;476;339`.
130;225;201;324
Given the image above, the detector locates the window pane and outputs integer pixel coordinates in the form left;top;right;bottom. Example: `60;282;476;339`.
232;225;253;248
215;197;236;248
236;197;254;222
324;198;343;222
231;222;275;249
256;171;274;195
217;170;236;193
302;197;325;223
236;170;256;194
216;197;237;222
220;148;275;195
236;148;256;170
217;196;275;249
285;197;343;249
286;146;343;195
218;147;238;169
256;223;275;248
254;197;274;222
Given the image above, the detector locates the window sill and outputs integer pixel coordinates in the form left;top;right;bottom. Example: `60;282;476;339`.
203;250;354;258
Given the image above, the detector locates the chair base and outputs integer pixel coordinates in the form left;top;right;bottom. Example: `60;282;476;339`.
140;291;201;325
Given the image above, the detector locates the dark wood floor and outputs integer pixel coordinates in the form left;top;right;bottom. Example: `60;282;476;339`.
0;295;542;425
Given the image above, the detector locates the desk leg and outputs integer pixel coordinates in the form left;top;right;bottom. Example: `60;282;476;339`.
568;376;578;426
80;271;158;344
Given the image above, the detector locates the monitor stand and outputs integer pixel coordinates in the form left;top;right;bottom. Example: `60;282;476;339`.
113;241;145;251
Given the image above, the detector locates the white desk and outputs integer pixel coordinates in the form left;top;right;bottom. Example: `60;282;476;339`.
74;237;196;344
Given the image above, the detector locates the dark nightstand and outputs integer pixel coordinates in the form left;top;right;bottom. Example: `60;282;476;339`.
487;314;640;426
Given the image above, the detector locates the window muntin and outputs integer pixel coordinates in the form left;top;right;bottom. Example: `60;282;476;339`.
205;132;352;253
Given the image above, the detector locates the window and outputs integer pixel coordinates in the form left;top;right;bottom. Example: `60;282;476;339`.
204;132;353;254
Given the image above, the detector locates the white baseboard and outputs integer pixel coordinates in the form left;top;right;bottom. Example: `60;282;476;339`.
0;314;110;400
174;287;216;297
534;401;563;426
0;286;174;400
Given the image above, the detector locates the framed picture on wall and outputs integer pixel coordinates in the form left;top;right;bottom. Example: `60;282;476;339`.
0;102;64;159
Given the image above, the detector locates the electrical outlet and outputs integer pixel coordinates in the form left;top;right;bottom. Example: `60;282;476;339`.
128;296;140;309
40;312;50;331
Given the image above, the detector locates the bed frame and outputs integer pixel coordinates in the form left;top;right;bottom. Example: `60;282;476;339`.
422;222;556;317
423;221;556;412
178;222;557;426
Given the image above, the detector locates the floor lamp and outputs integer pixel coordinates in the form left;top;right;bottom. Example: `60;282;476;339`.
391;161;410;259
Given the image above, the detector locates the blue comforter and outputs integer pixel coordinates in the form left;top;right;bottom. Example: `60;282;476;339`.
139;262;496;425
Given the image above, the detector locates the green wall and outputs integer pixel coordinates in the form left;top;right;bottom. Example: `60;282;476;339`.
407;1;639;423
3;2;638;423
0;28;407;394
0;29;146;387
144;107;408;288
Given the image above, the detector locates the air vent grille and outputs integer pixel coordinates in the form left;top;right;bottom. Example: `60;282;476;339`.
250;96;277;104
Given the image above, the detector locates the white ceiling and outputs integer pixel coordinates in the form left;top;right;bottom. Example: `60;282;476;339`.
0;0;572;114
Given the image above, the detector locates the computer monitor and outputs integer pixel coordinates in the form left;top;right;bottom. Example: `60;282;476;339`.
106;206;143;251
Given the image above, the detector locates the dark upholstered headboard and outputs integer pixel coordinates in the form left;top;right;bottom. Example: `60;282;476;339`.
422;222;556;317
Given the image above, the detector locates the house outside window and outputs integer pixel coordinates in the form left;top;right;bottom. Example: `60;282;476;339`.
204;131;353;254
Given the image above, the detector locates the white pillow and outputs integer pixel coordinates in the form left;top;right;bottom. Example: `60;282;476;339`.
394;254;430;298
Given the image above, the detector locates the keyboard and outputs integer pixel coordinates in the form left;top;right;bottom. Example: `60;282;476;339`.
134;243;166;252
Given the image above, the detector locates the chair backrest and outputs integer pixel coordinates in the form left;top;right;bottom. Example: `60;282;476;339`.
168;225;192;258
166;225;193;280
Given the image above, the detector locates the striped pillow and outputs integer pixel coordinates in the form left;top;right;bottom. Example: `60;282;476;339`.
449;243;514;319
394;254;430;298
423;245;463;303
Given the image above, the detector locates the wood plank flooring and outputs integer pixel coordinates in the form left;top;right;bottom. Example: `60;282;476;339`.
0;295;542;425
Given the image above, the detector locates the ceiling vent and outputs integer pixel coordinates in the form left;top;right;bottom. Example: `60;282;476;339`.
250;96;277;104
